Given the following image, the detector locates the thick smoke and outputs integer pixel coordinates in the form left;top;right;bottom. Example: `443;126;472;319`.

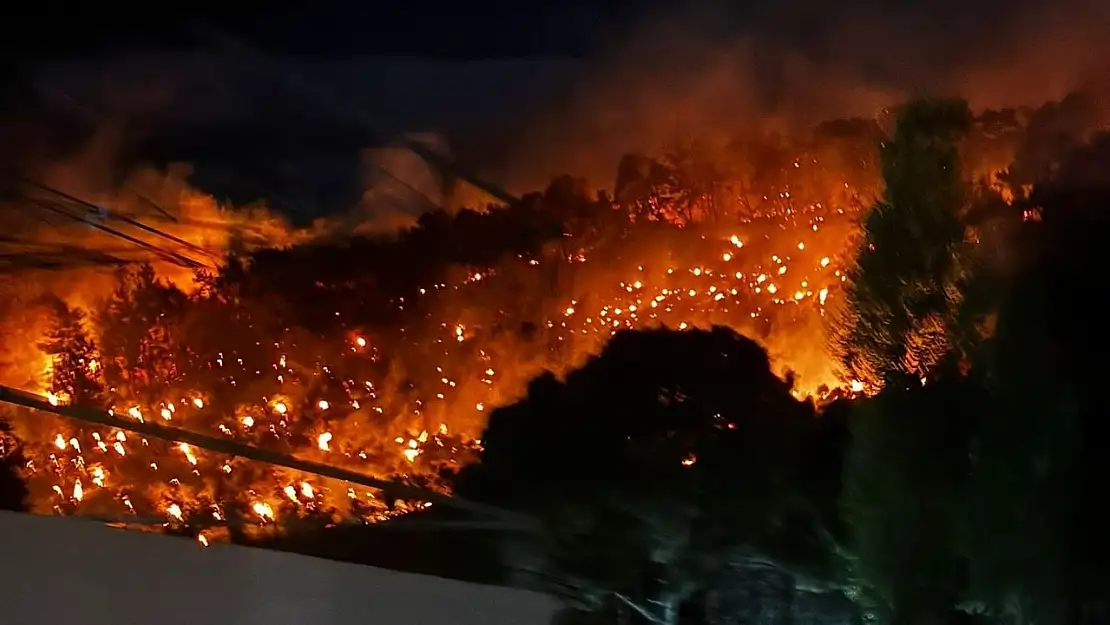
12;0;1107;217
496;0;1110;191
353;132;458;234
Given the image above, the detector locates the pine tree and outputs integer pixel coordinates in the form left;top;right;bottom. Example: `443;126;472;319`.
829;99;974;388
38;298;103;405
95;265;187;405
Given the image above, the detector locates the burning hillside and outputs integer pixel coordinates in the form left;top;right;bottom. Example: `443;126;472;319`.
0;95;1086;538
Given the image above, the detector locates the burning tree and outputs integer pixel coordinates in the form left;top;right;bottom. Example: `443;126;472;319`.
38;297;103;406
95;264;190;410
20;262;485;526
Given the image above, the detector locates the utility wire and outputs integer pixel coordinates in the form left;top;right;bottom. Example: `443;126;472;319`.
10;174;219;261
131;191;179;223
2;176;212;269
15;195;205;270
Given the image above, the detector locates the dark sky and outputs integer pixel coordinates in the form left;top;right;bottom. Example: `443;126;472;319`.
17;1;681;60
17;0;1090;72
17;0;1091;67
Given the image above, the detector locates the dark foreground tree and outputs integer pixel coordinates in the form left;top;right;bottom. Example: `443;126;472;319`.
840;381;981;625
458;327;848;625
0;416;28;512
963;130;1110;624
963;253;1074;625
1047;134;1110;620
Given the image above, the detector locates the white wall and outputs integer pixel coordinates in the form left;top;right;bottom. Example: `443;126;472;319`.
0;511;558;625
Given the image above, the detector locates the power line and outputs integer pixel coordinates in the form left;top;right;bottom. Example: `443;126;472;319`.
16;195;205;270
129;190;179;223
0;384;535;529
12;175;219;261
2;177;211;270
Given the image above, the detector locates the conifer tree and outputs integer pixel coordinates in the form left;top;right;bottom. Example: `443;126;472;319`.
38;297;103;405
829;99;974;387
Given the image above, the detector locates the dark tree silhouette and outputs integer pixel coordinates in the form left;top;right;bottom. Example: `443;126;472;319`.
989;130;1110;622
840;380;981;625
458;327;847;625
964;245;1074;625
0;417;27;512
1007;92;1104;190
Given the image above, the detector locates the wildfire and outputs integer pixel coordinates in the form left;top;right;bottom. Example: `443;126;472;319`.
9;213;858;531
0;132;930;539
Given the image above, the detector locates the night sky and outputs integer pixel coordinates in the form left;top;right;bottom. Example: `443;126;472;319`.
15;0;1085;61
17;1;675;60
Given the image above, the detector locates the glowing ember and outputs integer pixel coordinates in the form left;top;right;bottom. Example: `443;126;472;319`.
167;503;184;521
252;502;274;521
178;443;198;466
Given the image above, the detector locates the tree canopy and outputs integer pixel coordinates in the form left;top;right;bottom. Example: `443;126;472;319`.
830;99;975;388
458;327;848;624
